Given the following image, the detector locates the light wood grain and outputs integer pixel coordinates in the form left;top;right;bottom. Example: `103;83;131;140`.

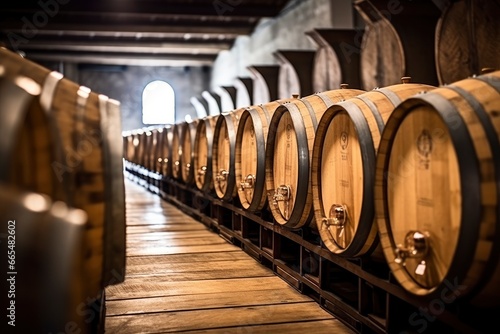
194;115;218;191
105;302;337;333
436;0;500;85
171;122;183;179
182;319;354;334
213;108;244;199
181;119;199;183
0;47;126;298
106;289;311;316
266;90;364;228
312;82;435;257
105;177;353;333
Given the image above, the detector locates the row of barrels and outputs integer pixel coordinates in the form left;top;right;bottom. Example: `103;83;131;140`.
0;47;126;333
125;69;500;308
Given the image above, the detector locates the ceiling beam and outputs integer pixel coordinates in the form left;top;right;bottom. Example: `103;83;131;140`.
24;52;215;67
0;1;288;18
0;10;259;24
15;41;230;55
0;23;253;36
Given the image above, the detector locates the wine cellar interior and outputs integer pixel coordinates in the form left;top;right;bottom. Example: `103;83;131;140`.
1;0;500;333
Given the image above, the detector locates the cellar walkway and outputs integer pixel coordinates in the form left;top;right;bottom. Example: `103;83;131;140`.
104;178;354;333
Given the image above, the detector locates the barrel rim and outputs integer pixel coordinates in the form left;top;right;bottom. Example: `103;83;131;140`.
312;101;377;257
212;111;238;200
180;120;199;184
265;102;310;228
235;108;266;212
194;116;217;192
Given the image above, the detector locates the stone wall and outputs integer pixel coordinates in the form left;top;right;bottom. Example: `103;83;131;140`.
210;0;355;90
77;65;210;131
35;0;358;131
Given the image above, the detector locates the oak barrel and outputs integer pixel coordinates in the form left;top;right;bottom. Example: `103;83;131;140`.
171;122;184;180
134;129;146;167
435;0;500;85
180;119;199;184
375;71;500;306
235;98;292;212
143;127;159;171
311;78;435;257
156;125;173;177
141;128;152;169
194;114;219;191
0;47;126;298
212;108;244;200
265;87;364;228
354;0;404;90
122;131;132;162
0;185;90;333
147;127;160;172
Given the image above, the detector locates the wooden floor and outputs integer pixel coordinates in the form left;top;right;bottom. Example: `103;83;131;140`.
104;179;354;333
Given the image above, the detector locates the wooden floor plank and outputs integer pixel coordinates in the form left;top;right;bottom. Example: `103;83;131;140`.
126;230;213;241
126;224;208;234
106;288;312;316
126;252;250;266
126;217;201;226
106;276;290;300
126;259;272;276
105;302;339;333
126;243;240;256
105;178;354;334
181;319;355;334
127;238;227;251
121;268;274;281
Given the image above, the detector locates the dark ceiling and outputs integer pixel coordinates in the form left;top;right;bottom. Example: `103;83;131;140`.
0;0;291;66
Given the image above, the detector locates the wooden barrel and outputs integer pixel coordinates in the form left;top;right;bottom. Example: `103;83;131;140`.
374;71;500;306
143;127;156;171
136;129;147;168
194;115;219;192
435;0;500;85
152;127;163;174
307;29;363;92
171;122;184;180
155;125;173;177
122;130;131;162
149;126;163;173
0;185;90;333
265;87;365;228
140;128;150;169
212;108;244;201
311;78;435;258
0;73;54;195
124;130;133;164
235;98;292;212
354;0;404;90
355;0;440;89
149;127;162;172
180;119;199;184
0;47;126;299
133;129;145;166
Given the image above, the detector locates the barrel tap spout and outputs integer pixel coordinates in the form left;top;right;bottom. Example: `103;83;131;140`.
394;231;430;274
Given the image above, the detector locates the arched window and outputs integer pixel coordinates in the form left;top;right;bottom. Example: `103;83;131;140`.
142;80;175;124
